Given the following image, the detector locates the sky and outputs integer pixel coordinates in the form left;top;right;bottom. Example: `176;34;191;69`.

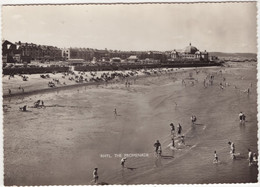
2;2;257;53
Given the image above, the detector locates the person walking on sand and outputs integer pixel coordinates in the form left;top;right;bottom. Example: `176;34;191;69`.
213;151;219;163
170;123;175;136
248;149;253;166
8;89;11;96
154;140;162;156
93;168;99;184
228;142;235;159
177;123;182;136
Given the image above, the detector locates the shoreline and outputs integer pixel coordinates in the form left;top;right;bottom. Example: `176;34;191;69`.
3;61;257;185
3;67;206;99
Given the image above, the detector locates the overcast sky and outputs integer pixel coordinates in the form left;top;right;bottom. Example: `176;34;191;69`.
2;2;257;53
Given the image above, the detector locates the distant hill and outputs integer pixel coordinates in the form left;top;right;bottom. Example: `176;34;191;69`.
209;52;257;59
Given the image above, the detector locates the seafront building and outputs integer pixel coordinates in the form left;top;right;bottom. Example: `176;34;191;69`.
3;40;212;64
2;40;62;63
171;43;209;61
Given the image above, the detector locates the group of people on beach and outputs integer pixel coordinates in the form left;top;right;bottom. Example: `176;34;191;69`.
19;99;45;112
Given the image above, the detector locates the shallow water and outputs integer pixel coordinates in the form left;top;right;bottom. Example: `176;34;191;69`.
3;63;258;185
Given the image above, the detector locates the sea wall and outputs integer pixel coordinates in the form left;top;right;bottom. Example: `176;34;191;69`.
74;62;221;72
3;66;70;75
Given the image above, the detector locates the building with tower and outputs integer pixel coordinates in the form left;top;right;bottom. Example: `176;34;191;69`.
170;43;208;62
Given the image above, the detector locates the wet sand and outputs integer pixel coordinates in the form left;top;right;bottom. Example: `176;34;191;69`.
3;62;258;185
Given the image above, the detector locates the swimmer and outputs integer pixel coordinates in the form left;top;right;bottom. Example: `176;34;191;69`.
213;151;219;163
93;168;99;184
228;141;235;159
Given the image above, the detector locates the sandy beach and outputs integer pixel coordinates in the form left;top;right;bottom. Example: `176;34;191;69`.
3;62;258;185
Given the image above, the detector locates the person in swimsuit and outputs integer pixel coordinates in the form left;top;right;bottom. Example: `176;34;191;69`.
180;135;185;145
239;112;243;123
228;142;235;159
170;123;175;136
154;140;162;156
121;157;127;168
177;123;182;135
114;108;117;118
213;151;219;163
248;149;253;166
93;168;99;184
171;137;175;148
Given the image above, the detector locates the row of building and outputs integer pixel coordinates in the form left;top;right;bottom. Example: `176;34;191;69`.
2;40;211;64
2;40;62;63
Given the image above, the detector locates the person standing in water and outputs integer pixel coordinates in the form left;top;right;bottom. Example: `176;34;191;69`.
170;123;175;136
228;141;235;159
180;135;185;145
154;140;162;156
93;168;99;184
242;113;246;124
253;153;258;163
248;149;253;166
121;157;127;168
213;151;219;163
171;137;175;148
239;112;244;123
177;123;182;136
114;108;117;118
